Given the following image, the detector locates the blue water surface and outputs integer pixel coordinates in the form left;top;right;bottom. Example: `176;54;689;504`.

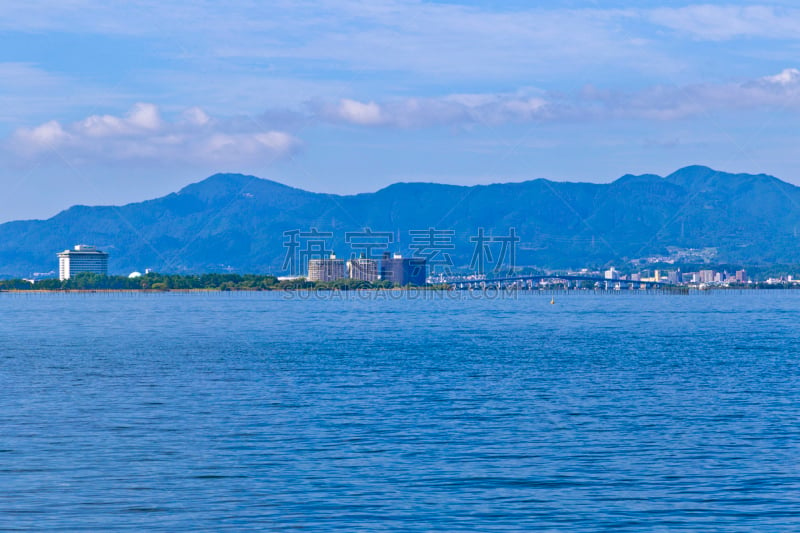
1;290;799;531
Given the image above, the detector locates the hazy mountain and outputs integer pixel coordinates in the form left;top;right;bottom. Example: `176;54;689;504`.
2;165;800;277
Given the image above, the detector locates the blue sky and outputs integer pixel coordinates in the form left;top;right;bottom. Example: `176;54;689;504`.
2;0;800;221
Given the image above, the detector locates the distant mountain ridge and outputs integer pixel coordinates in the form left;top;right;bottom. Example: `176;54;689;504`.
2;165;800;277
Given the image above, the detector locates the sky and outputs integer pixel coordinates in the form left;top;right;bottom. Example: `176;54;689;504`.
2;0;800;222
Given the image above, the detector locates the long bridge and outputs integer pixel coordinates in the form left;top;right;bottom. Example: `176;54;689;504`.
441;274;669;289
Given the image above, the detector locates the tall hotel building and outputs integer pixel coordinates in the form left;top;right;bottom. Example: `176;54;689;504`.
347;257;379;282
307;254;346;282
58;245;109;280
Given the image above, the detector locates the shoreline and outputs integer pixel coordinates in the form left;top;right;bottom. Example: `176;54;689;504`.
2;286;799;295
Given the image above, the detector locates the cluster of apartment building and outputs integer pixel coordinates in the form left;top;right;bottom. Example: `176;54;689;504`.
307;252;426;285
601;267;749;285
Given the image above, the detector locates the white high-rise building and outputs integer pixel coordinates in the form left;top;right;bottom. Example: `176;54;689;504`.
307;254;346;282
57;245;109;280
347;258;378;282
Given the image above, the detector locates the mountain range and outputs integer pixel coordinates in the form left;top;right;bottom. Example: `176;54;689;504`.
2;165;800;278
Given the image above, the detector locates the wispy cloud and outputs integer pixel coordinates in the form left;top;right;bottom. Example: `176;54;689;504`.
313;68;800;128
649;5;800;41
314;92;549;128
6;1;800;127
8;103;302;166
586;68;800;120
0;62;63;88
0;62;137;126
0;2;674;80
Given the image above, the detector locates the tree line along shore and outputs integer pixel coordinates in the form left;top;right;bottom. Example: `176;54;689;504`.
0;272;433;291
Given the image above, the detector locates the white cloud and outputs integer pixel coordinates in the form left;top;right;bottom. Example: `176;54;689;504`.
16;121;68;149
75;103;162;138
762;68;800;86
182;107;211;126
8;103;302;165
126;102;162;130
335;99;384;126
317;91;550;128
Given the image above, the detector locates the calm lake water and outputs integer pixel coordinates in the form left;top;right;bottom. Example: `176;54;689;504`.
2;290;800;531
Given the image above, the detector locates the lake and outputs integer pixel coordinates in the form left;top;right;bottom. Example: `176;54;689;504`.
2;290;799;531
